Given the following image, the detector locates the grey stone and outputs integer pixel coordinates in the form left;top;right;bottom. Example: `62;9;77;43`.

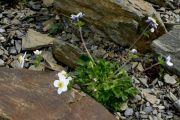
0;59;5;66
9;47;17;55
11;19;20;25
124;108;134;117
146;102;150;107
174;99;180;112
0;49;4;56
151;25;180;75
141;115;148;119
55;0;166;49
29;1;41;11
0;36;6;43
158;105;165;110
143;106;153;114
135;112;140;119
174;115;180;120
10;60;21;68
139;78;149;87
0;14;3;19
22;29;54;50
16;30;24;38
153;109;158;115
164;74;177;85
169;92;178;102
93;49;106;58
15;40;22;53
131;95;142;103
0;28;5;33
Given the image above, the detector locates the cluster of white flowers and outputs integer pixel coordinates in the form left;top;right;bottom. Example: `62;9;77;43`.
54;70;72;94
146;17;158;32
71;12;84;20
166;55;173;67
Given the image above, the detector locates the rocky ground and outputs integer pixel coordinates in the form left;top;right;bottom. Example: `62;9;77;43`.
0;0;179;120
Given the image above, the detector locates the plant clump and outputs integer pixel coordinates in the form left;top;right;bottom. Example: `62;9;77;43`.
48;23;64;36
74;55;138;112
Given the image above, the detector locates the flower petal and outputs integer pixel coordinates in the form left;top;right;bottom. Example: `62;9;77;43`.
57;88;63;94
67;76;72;81
58;74;66;80
61;70;67;75
166;55;171;62
131;49;137;54
61;78;69;86
62;86;68;92
150;28;155;32
166;61;173;67
53;80;60;87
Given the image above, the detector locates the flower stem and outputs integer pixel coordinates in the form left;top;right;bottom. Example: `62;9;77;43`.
79;27;95;63
129;23;151;50
139;62;160;75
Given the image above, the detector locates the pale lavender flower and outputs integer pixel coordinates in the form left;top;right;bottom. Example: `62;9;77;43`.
146;17;158;32
71;12;84;20
165;55;173;67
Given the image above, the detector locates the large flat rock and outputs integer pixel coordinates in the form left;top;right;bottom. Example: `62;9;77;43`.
54;0;166;50
151;25;180;76
0;68;117;120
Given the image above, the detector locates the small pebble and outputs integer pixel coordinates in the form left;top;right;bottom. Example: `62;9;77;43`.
124;108;134;117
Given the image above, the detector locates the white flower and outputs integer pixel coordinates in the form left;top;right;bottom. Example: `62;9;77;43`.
54;79;69;94
131;49;137;54
54;70;72;94
94;89;97;92
71;12;84;20
33;50;42;55
93;78;97;82
150;28;155;32
165;55;173;67
18;52;27;68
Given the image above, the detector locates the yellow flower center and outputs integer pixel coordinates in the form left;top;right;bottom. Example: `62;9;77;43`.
58;82;64;88
151;18;156;23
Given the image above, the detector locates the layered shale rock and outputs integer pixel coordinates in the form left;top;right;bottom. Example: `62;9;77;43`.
151;25;180;76
54;0;166;50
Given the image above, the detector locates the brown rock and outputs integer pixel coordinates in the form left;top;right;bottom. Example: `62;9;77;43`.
142;90;157;104
0;68;117;120
54;0;166;50
52;39;83;68
43;0;54;7
145;0;166;6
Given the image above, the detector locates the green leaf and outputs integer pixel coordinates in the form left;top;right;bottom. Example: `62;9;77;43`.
158;56;165;65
